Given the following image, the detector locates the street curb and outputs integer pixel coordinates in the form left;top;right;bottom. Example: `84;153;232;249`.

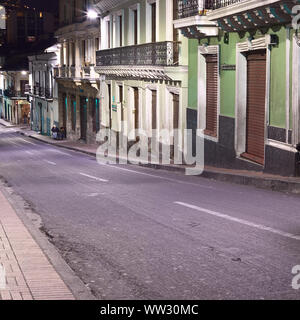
0;179;96;300
18;131;300;195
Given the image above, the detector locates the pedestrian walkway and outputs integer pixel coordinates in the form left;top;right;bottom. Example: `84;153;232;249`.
0;190;74;300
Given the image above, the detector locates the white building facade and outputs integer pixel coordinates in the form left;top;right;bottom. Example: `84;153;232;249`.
54;0;101;143
94;0;189;155
27;45;60;135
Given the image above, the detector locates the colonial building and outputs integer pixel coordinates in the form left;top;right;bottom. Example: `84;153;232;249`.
26;44;60;135
175;0;300;176
3;0;55;47
94;0;189;155
0;64;30;125
55;0;101;143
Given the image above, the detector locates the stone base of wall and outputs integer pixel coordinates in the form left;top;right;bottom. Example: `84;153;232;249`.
187;108;299;177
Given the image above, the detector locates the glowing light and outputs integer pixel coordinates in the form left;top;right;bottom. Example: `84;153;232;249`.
87;10;98;19
21;71;27;75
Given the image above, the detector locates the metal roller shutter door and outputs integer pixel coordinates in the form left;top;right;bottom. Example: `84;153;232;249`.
205;54;218;137
244;50;266;165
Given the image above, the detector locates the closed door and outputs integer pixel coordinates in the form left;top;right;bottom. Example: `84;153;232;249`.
152;90;157;130
63;95;67;130
119;85;124;122
205;54;218;137
245;50;266;165
80;97;87;140
134;87;139;130
108;84;112;129
172;93;179;130
39;104;43;133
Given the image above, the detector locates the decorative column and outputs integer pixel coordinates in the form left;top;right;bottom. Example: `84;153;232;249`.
75;39;81;78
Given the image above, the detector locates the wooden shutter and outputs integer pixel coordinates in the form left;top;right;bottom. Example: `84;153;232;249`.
244;50;266;165
205;54;218;137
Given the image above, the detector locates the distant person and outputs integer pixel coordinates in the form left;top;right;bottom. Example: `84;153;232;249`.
60;127;66;140
51;125;59;139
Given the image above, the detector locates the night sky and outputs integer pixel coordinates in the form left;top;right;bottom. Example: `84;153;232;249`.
0;0;59;12
23;0;59;12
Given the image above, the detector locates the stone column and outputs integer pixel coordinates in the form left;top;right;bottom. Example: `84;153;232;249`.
75;39;81;78
60;43;64;67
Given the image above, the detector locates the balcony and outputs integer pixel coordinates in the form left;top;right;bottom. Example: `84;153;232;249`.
26;86;53;99
4;89;27;99
54;66;97;81
45;87;53;99
82;66;91;78
207;0;295;32
174;0;218;38
96;42;180;67
25;84;32;94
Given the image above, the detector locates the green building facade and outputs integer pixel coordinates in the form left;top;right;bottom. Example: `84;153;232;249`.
174;0;300;176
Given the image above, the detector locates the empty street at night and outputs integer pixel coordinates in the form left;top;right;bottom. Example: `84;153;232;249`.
0;126;299;300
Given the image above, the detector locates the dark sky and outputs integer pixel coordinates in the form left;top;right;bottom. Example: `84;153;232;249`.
23;0;59;12
1;0;59;13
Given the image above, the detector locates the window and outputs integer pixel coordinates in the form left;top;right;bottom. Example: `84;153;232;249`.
133;9;138;45
107;20;111;48
151;3;156;43
119;15;123;47
82;40;86;63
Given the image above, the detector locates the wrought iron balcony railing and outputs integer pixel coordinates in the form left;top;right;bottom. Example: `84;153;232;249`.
177;0;214;19
45;87;53;99
81;66;91;79
211;0;245;9
176;0;246;19
96;41;180;67
4;89;26;98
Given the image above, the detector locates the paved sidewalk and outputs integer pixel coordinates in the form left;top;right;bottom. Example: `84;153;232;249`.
0;190;74;300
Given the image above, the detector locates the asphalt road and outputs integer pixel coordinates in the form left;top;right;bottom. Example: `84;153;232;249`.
0;125;300;300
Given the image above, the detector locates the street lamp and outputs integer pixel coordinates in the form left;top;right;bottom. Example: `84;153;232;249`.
87;10;98;19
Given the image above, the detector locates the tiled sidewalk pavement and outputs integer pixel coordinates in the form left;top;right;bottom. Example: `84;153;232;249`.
0;191;74;300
